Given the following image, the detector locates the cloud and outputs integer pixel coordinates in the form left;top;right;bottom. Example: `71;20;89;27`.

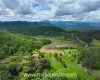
2;0;19;9
1;0;33;16
79;0;100;12
0;0;100;21
56;0;100;16
83;9;100;21
17;5;33;15
0;9;8;15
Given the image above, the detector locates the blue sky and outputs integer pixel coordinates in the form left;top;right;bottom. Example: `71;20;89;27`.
0;0;100;22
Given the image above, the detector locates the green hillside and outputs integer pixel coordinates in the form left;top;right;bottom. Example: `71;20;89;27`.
0;25;100;80
0;21;66;36
0;29;50;60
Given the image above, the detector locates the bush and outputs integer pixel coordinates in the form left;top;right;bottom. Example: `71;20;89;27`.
81;47;100;70
78;33;92;44
40;59;51;69
28;58;51;74
7;64;23;75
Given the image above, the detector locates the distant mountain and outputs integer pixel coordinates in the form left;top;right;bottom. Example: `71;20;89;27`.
0;21;53;28
0;21;66;36
50;21;100;30
0;21;100;37
0;21;100;30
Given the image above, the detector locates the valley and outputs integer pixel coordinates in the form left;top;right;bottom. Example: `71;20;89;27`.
38;36;93;80
0;22;100;80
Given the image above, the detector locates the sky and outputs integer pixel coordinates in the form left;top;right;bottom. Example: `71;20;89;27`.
0;0;100;22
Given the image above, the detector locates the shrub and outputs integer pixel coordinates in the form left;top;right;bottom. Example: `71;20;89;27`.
7;64;23;75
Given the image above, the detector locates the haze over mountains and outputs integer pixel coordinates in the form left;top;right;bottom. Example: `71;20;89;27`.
51;21;100;29
0;21;100;30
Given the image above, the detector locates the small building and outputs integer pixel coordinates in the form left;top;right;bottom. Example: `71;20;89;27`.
32;53;41;60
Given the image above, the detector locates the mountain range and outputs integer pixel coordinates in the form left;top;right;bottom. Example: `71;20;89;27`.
0;21;100;30
50;21;100;30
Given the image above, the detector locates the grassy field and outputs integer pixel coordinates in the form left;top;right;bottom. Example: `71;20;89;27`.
38;36;93;80
91;70;100;79
39;36;81;54
61;49;93;80
45;48;93;80
91;39;100;46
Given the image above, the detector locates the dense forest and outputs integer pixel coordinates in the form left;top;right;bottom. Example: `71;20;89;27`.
0;29;51;60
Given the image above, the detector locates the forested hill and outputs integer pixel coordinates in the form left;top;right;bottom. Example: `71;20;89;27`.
0;29;51;60
0;21;66;36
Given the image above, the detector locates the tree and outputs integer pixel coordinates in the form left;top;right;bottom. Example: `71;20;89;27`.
7;64;23;75
81;47;100;69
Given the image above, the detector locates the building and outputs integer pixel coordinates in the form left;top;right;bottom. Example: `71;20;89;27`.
32;53;41;60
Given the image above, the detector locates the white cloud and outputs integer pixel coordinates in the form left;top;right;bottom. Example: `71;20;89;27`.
83;9;100;22
0;0;100;22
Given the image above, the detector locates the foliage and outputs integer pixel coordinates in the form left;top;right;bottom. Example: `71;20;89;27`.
0;30;49;60
78;33;92;44
7;64;23;75
81;47;100;70
0;64;22;80
28;58;51;74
